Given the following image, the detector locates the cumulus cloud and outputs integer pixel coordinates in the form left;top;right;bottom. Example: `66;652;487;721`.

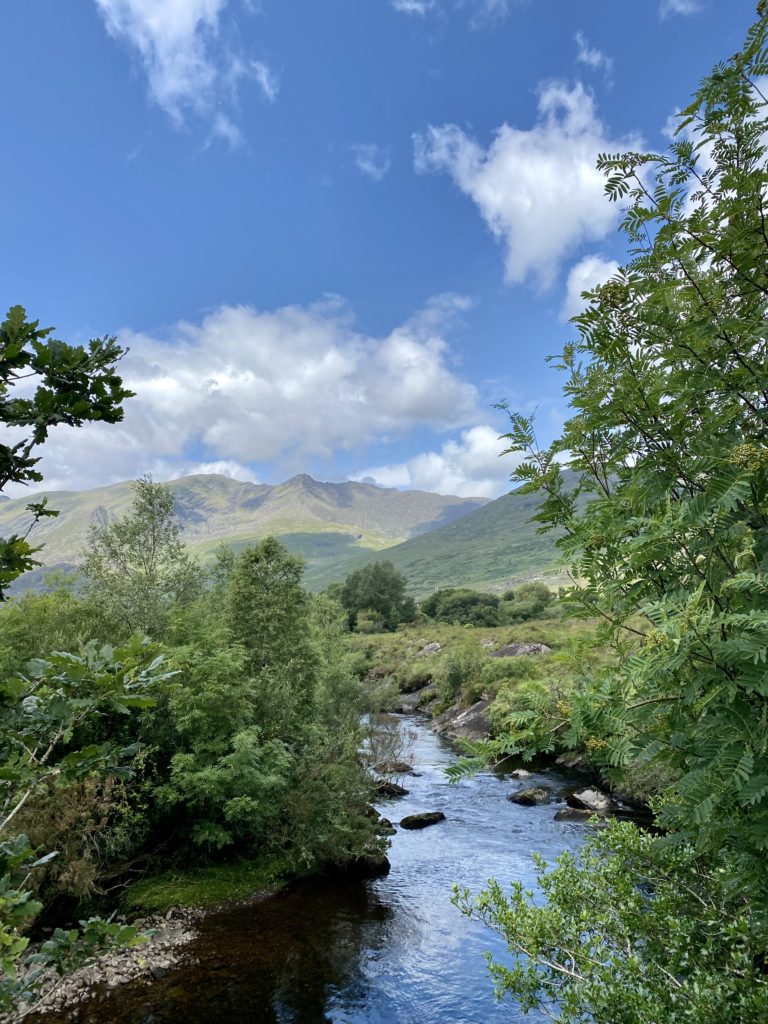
660;0;702;17
94;0;277;131
356;425;520;499
414;82;639;287
352;144;392;182
561;254;619;321
4;295;481;496
575;32;613;80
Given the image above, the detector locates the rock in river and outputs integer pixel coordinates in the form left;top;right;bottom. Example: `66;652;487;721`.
507;787;551;806
554;808;599;822
567;787;619;813
378;781;409;797
375;760;414;775
400;812;446;830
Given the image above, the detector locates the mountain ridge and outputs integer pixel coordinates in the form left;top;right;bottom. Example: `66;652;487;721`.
0;473;490;573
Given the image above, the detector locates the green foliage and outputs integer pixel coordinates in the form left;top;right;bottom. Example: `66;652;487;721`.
80;477;202;638
0;305;132;601
421;588;500;627
341;560;416;630
435;642;483;707
490;13;768;883
0;639;170;1008
123;856;294;914
454;820;768;1024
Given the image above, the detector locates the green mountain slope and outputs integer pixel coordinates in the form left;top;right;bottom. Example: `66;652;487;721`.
303;484;566;596
0;474;488;581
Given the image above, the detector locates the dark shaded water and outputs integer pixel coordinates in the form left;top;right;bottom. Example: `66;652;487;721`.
46;717;591;1024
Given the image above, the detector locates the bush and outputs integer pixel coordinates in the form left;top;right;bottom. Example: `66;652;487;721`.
435;643;483;707
421;588;500;627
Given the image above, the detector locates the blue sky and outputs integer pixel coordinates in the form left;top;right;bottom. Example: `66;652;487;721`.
0;0;756;498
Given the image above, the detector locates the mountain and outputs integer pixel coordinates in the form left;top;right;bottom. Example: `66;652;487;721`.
0;474;489;585
302;483;569;596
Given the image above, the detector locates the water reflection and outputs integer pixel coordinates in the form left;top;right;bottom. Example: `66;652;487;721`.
31;718;591;1024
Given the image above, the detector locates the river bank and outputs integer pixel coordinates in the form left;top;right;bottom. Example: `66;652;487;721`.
23;715;604;1024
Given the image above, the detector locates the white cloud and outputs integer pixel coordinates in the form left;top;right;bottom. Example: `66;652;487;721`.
352;144;392;182
660;0;702;17
414;82;639;288
168;459;260;482
392;0;435;12
391;0;508;21
4;295;481;496
356;425;520;499
575;32;613;79
94;0;278;131
251;60;279;102
561;254;619;321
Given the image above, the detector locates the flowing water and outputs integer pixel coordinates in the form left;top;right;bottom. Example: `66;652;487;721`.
42;715;597;1024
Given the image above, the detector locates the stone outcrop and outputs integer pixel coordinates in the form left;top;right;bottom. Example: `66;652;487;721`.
433;698;493;741
489;642;551;658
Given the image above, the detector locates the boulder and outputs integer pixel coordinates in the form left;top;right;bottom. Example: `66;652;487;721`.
507;787;551;806
489;642;551;658
399;811;446;830
397;683;437;713
510;768;532;779
434;698;493;741
376;817;397;836
567;787;619;813
554;808;599;822
326;854;391;879
555;752;585;769
374;760;414;775
414;641;442;657
377;781;409;797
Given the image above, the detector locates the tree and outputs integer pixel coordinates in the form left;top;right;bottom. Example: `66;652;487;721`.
340;561;416;630
81;477;202;638
224;536;319;736
0;306;133;600
488;9;768;884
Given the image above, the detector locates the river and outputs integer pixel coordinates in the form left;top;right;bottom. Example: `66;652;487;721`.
43;714;592;1024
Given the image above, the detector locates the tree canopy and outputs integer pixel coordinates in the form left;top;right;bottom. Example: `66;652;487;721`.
340;560;416;630
0;306;133;600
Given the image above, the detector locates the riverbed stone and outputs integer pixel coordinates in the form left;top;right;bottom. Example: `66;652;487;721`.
377;781;409;797
567;787;619;813
399;811;446;829
507;787;551;806
374;760;414;775
510;769;532;779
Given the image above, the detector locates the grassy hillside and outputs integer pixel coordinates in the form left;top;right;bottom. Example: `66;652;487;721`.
303;484;566;596
0;474;488;581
